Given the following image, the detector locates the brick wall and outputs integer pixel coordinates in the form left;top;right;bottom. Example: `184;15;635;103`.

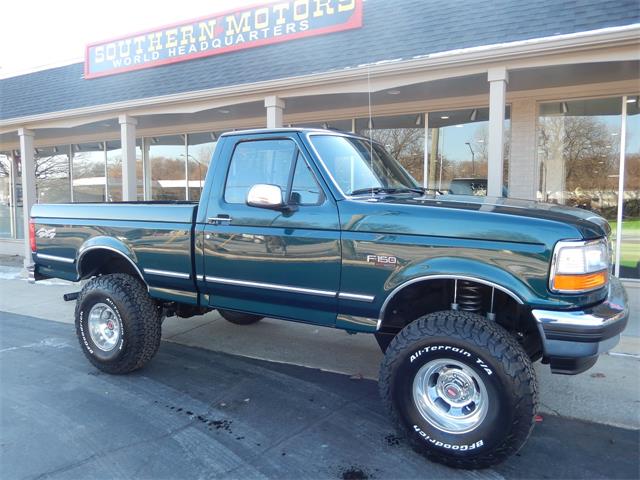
508;98;538;200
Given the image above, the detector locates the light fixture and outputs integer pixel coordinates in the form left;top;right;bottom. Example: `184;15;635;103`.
74;144;81;152
218;109;230;114
53;146;59;153
561;102;569;114
368;118;374;129
477;139;485;143
34;148;40;155
322;122;329;129
415;114;422;126
626;97;636;103
210;132;217;141
12;150;19;157
151;137;159;144
440;115;449;120
387;89;401;95
611;132;619;136
469;109;478;122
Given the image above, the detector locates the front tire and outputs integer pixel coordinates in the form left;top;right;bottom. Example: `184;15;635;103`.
75;274;162;374
379;310;537;469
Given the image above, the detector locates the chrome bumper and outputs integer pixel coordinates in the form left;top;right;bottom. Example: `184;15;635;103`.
532;277;629;374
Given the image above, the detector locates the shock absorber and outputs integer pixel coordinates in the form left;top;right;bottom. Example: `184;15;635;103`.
457;281;483;312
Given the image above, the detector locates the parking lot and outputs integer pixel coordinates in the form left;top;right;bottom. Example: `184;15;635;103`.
1;310;639;479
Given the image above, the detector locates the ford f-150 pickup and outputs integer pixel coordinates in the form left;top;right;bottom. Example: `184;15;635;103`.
29;128;629;468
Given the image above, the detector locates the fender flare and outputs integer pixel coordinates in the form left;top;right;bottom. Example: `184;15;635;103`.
376;257;539;329
76;237;145;284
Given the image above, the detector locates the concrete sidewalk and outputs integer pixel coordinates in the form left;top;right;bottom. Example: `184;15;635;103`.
1;262;638;431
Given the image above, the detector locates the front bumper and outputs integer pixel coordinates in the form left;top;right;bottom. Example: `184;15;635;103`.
532;277;629;375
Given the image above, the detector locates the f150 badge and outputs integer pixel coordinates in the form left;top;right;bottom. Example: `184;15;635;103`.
366;254;397;266
36;227;56;239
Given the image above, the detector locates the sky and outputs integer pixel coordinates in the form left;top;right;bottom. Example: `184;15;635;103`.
0;0;266;77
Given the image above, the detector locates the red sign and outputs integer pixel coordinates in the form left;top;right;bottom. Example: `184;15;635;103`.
85;0;363;79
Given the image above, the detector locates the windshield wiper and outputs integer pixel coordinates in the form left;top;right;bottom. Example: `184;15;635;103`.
350;187;424;196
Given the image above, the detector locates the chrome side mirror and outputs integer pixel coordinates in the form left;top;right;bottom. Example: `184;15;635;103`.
246;184;285;210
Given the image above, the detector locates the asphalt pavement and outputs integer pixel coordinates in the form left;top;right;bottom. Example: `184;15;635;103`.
1;312;638;480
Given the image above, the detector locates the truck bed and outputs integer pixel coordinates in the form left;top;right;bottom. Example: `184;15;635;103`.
31;202;199;304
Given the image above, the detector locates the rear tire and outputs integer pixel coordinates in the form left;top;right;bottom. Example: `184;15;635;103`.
75;274;162;374
379;310;537;469
218;309;263;325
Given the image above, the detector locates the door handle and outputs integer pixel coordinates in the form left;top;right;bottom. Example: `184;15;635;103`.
207;215;232;225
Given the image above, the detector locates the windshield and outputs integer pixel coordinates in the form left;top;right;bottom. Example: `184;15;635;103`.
310;135;420;196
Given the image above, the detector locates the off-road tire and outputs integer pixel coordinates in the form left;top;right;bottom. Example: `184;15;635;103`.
75;273;162;374
218;309;263;325
379;310;538;469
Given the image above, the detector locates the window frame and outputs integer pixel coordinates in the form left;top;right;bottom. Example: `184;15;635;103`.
223;137;325;208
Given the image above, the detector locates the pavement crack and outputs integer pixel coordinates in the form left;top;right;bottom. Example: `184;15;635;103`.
539;402;562;417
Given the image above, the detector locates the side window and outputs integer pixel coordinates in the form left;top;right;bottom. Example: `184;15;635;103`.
224;139;296;204
290;153;323;205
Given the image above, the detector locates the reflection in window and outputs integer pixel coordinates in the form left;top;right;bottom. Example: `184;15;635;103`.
147;135;186;201
105;140;143;201
35;146;71;203
106;141;123;202
73;143;106;202
187;132;216;201
225;140;296;204
621;96;639;279
290;154;322;205
538;98;621;217
356;114;425;184
427;107;510;195
0;153;12;238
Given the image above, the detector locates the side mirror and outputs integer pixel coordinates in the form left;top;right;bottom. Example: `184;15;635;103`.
246;184;285;210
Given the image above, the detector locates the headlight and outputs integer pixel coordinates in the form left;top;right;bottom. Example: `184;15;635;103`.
549;239;609;293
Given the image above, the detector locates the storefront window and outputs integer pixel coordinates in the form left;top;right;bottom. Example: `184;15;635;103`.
146;135;186;201
538;96;639;280
426;107;510;195
187;132;216;201
72;143;106;202
621;96;639;279
105;140;143;201
35;146;71;203
355;114;425;184
0;153;12;238
106;141;122;202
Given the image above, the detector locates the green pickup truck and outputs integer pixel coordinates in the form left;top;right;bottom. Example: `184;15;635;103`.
29;128;629;468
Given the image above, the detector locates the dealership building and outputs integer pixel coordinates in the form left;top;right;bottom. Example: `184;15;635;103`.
1;0;639;286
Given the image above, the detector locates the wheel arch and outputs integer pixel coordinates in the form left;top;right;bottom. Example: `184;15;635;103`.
375;268;543;360
77;238;146;286
378;274;525;328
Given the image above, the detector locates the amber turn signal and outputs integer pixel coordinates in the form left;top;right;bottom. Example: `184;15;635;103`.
552;270;608;293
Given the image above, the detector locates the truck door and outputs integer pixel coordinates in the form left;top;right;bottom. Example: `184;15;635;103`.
200;133;340;326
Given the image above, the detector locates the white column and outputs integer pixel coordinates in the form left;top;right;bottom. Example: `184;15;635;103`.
18;128;36;266
119;114;138;201
264;96;285;128
487;67;508;197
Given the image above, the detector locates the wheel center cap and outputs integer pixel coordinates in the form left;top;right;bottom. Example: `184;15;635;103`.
106;320;114;330
445;385;460;400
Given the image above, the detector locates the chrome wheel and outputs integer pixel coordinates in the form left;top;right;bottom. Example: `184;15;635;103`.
412;358;488;434
87;302;121;352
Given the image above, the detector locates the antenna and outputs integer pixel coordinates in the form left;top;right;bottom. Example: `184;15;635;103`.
367;64;375;196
